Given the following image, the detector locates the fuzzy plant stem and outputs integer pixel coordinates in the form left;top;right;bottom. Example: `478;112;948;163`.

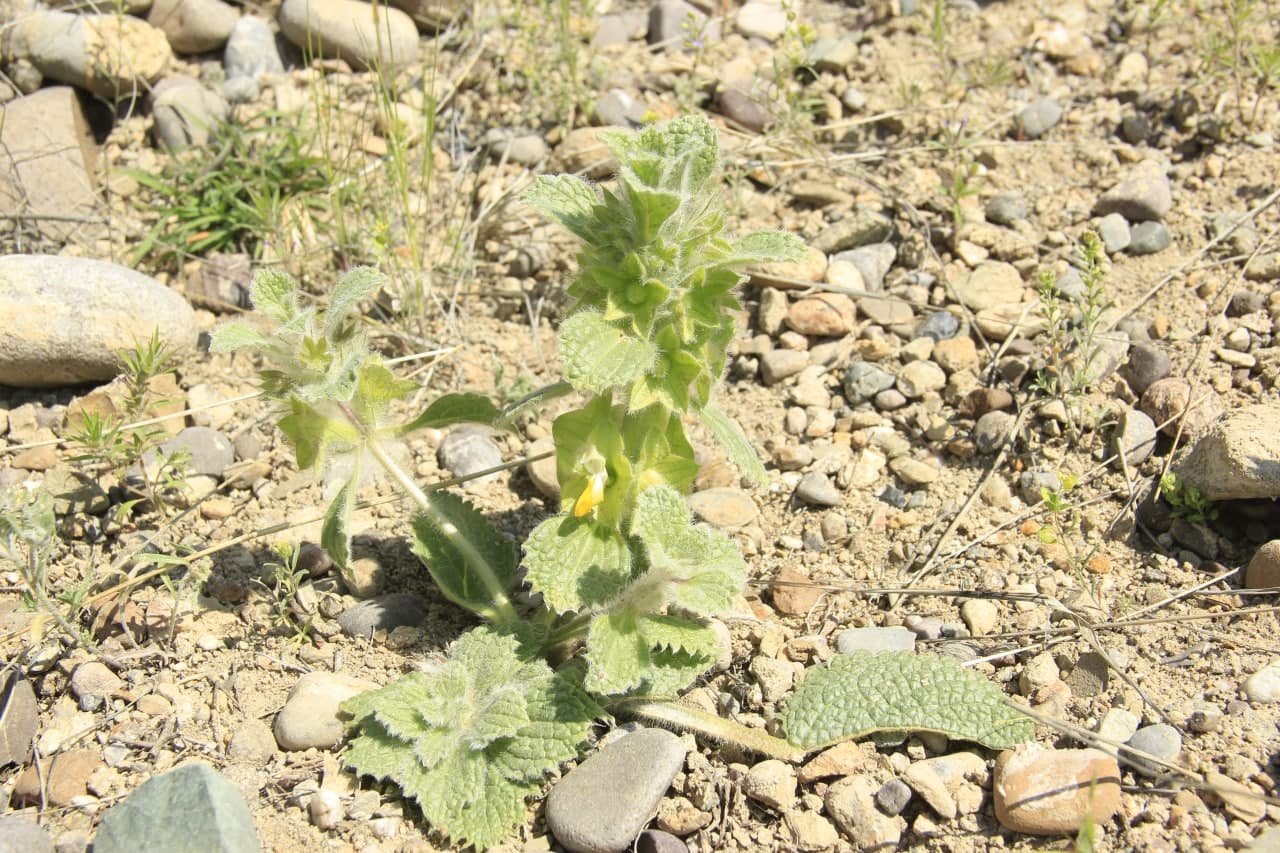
608;697;808;764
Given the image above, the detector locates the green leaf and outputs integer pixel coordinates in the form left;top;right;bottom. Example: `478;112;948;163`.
341;628;601;851
324;267;386;338
642;646;717;697
780;652;1035;751
277;398;361;470
522;175;601;241
558;312;656;394
402;393;502;434
726;231;809;265
352;362;417;427
250;268;299;323
630;485;745;616
637;615;721;660
208;322;268;353
522;515;632;613
701;402;767;488
409;490;517;621
321;472;356;571
585;609;648;695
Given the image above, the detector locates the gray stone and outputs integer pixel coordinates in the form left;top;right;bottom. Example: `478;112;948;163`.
806;36;858;73
835;627;916;654
1244;661;1280;703
984;192;1027;226
842;362;895;403
811;209;894;253
953;261;1024;311
0;255;198;387
0;87;102;245
795;472;841;507
916;311;960;341
1122;724;1182;777
1122;342;1171;396
833;243;896;291
1209;211;1259;255
876;778;912;816
485;130;549;166
0;815;53;853
1018;470;1061;504
0;671;39;766
1083;330;1130;384
760;349;808;385
717;87;772;134
873;388;907;411
546;728;687;853
1112;408;1157;467
437;424;504;482
972;410;1016;455
278;0;419;71
156;426;235;478
387;0;466;30
736;0;787;41
858;295;913;326
148;0;239;54
227;718;277;764
635;829;687;853
648;0;719;49
1016;97;1062;139
273;671;378;750
688;487;758;529
1095;707;1139;752
10;11;172;98
1096;212;1131;253
1094;159;1172;222
1174;403;1280;500
1128;221;1172;254
1169;517;1218;559
69;661;121;711
595;89;645;127
1120;113;1150;144
1065;652;1109;698
594;11;648;47
150;76;229;151
93;763;258;853
222;16;282;100
337;593;427;638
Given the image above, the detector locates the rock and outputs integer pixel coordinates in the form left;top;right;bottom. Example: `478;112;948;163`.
387;0;465;30
594;11;647;47
13;749;102;807
688;487;757;529
227;719;277;764
795;472;841;507
1246;540;1280;589
993;746;1121;835
808;37;859;73
751;245;827;289
69;661;121;711
784;810;840;851
876;778;913;815
826;775;904;848
93;763;258;853
953;261;1024;311
1243;661;1280;703
890;456;939;485
484;129;549;166
437;424;503;482
557;126;617;178
742;759;796;810
1094;159;1173;222
717;87;772;134
798;742;871;784
1095;707;1139;754
1174;403;1280;500
1065;652;1110;698
594;89;645;127
0;816;53;853
635;829;687;853
897;361;945;398
959;599;998;635
11;11;172;98
154;426;235;479
974;302;1046;340
736;0;787;40
148;0;238;53
770;565;822;616
545;728;687;853
1121;343;1171;396
1096;212;1131;253
647;1;718;49
1204;770;1266;823
1186;704;1222;734
336;593;427;638
857;295;914;326
221;16;281;100
0;87;103;244
278;0;419;71
835;627;915;654
985;192;1027;226
1139;378;1222;440
150;76;229;151
1112;408;1157;467
1016;97;1063;138
789;179;853;208
1122;724;1182;777
843;362;896;403
786;293;855;337
903;760;957;819
273;671;378;750
525;437;559;500
811;209;894;254
0;255;198;387
932;337;978;373
1128;221;1172;254
0;671;39;766
833;243;896;291
760;349;808;385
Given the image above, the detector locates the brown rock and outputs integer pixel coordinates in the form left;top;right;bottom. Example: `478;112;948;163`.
993;745;1121;835
786;293;855;337
13;749;103;807
769;565;822;616
1246;540;1280;590
1139;378;1223;440
750;245;827;290
1204;770;1265;823
1174;403;1280;501
556;126;616;178
798;740;872;784
932;337;979;373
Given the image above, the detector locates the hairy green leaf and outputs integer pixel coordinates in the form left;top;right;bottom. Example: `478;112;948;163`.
402;392;502;434
523;515;632;613
584;609;648;695
637;615;721;660
324;267;386;338
351;363;417;427
522;175;600;241
726;231;808;265
342;629;601;851
208;322;268;353
321;472;356;571
409;490;517;621
780;652;1035;751
630;486;745;616
701;402;767;488
559;312;656;393
250;268;298;323
277;398;360;470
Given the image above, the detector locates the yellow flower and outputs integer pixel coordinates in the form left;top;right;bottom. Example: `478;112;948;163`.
573;469;607;517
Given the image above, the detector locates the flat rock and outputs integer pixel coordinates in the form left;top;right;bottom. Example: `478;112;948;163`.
825;774;904;848
835;626;915;654
148;0;239;54
786;293;854;337
750;245;827;289
736;0;787;40
833;243;896;290
273;671;378;750
69;661;122;711
811;209;894;254
1093;159;1172;222
150;76;229;151
437;424;503;482
795;471;841;507
0;255;198;387
953;261;1024;311
760;349;808;385
993;745;1121;835
0;671;39;766
0;815;53;853
858;295;913;326
1174;403;1280;500
337;592;427;638
13;748;102;806
545;728;687;853
0;87;103;244
1122;724;1182;777
278;0;419;71
741;759;796;810
1112;407;1157;467
688;487;757;529
94;763;258;853
1016;97;1062;138
770;564;822;616
12;11;172;98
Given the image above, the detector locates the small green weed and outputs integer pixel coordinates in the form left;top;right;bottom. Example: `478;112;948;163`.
1197;0;1280;128
930;120;981;232
0;485;84;647
1159;472;1218;524
257;542;317;644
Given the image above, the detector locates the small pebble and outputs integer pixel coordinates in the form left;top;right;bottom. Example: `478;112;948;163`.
794;472;841;507
1128;221;1172;254
1122;724;1182;777
741;759;797;810
1243;660;1280;702
959;599;998;636
835;627;916;654
876;778;913;815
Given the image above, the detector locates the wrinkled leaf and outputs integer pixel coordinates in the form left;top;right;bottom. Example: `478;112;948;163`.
522;175;600;242
321;472;356;571
409;490;516;621
701;402;767;488
558;312;656;394
324;267;386;337
522;515;632;613
402;393;502;434
250;268;298;323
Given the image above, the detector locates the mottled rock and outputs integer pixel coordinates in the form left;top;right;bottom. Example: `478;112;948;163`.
953;261;1024;311
1174;403;1280;500
1094;159;1172;222
11;11;172;98
278;0;419;71
337;593;427;638
993;745;1121;835
151;77;229;151
742;759;796;810
787;293;855;337
1139;378;1222;440
826;775;904;848
13;749;102;807
148;0;239;54
437;424;503;482
688;487;758;529
770;565;822;616
795;472;841;507
273;672;378;750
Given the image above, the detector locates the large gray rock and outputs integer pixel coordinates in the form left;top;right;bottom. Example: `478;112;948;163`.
0;255;198;387
1175;403;1280;500
1093;159;1173;222
0;87;103;244
148;0;239;54
9;11;172;98
278;0;419;71
94;763;258;853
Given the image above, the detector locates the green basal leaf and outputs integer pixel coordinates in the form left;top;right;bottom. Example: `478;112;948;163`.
324;266;386;338
522;515;632;614
637;614;721;659
277;398;361;470
584;609;648;695
402;392;502;434
250;268;299;323
725;231;809;265
207;321;268;353
409;490;517;621
630;485;745;617
320;471;356;571
642;646;716;697
559;312;656;394
780;652;1035;751
701;402;768;488
522;175;601;242
341;628;602;851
